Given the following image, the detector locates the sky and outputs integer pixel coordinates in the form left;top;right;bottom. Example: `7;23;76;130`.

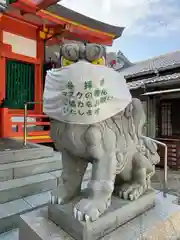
60;0;180;62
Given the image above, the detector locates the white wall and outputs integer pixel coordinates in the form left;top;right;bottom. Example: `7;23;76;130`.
3;31;37;58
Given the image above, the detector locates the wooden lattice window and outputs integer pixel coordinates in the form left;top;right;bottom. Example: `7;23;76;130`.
5;59;35;110
159;99;180;137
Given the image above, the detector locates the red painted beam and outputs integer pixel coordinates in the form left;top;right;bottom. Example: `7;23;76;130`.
36;0;60;9
10;1;38;14
46;31;113;46
9;0;61;13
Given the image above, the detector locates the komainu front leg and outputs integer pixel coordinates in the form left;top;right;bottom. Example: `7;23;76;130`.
51;150;87;204
74;126;116;222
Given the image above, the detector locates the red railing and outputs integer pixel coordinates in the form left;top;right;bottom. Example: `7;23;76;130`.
0;106;52;143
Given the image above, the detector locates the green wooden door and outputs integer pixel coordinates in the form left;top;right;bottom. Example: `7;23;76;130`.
6;0;18;4
5;60;35;110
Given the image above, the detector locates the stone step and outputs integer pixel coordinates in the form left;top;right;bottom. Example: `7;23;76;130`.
0;190;52;234
0;172;57;204
0;140;54;164
0;156;62;182
0;180;89;236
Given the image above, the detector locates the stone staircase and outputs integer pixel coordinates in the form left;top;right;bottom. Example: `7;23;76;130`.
0;139;91;238
0;139;60;234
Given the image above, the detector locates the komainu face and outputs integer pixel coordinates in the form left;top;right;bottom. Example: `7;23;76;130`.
59;43;106;67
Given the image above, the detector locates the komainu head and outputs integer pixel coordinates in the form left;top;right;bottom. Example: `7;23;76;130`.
59;43;106;67
43;42;132;125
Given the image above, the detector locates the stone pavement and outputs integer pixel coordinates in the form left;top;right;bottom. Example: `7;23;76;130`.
151;167;180;199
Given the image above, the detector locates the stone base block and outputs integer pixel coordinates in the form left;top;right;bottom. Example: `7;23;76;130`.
48;190;155;240
19;191;180;240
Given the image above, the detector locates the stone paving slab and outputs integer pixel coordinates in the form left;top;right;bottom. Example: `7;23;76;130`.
19;207;74;240
0;189;59;234
0;229;18;240
0;198;31;233
151;168;180;197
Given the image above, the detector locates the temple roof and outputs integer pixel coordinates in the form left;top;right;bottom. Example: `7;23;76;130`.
121;51;180;78
4;1;124;45
46;4;124;39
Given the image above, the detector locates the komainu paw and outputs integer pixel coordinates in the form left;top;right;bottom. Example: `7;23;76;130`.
115;183;148;201
50;187;76;205
73;198;111;222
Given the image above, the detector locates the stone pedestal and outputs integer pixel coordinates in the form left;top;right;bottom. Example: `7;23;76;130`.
18;191;180;240
48;190;155;240
19;192;180;240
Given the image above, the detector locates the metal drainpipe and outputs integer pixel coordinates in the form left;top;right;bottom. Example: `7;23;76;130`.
23;102;28;146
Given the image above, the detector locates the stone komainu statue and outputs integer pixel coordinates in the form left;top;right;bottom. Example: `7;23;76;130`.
43;43;160;222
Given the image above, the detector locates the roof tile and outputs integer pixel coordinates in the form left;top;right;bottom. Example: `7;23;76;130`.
121;51;180;77
127;72;180;89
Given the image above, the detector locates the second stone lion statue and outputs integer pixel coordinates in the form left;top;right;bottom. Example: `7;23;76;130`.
43;43;160;222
